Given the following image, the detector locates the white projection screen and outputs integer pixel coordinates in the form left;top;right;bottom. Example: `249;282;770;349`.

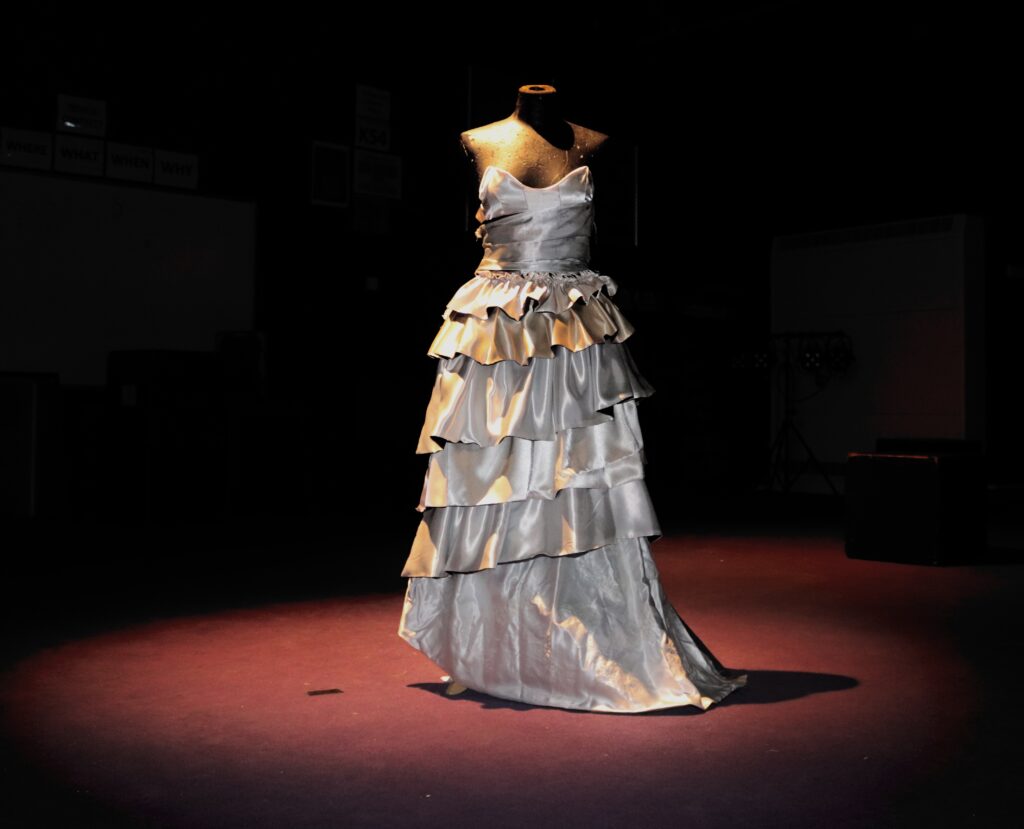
1;169;255;386
770;214;986;494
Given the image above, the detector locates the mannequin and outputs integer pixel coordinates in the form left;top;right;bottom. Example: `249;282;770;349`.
399;84;747;712
445;84;606;698
444;83;602;695
460;84;609;189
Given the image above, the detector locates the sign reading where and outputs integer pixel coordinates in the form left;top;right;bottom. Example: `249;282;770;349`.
1;128;52;169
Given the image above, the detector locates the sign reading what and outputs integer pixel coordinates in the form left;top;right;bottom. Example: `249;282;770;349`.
54;134;104;175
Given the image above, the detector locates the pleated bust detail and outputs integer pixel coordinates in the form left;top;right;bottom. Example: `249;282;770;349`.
475;166;594;273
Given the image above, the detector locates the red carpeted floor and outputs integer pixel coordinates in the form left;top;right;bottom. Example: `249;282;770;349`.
2;528;1020;828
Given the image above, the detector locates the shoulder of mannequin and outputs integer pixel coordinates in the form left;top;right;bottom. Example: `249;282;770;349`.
461;117;520;144
570;122;610;153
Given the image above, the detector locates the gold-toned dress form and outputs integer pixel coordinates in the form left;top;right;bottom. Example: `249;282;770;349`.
397;164;747;712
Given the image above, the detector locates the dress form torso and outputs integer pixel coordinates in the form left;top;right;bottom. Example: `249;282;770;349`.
460;84;609;189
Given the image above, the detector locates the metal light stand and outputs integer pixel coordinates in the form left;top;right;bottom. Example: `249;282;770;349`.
767;331;843;496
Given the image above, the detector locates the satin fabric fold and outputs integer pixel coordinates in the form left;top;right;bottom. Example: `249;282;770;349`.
428;290;635;365
439;269;618;322
475;202;593;272
418;399;646;510
416;340;655;454
402;478;662;578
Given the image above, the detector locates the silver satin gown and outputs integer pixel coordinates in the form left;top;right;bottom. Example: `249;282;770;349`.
397;164;747;713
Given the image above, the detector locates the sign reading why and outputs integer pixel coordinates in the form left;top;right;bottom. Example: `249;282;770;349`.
154;149;198;189
57;94;107;136
1;128;53;169
106;143;154;182
54;134;104;176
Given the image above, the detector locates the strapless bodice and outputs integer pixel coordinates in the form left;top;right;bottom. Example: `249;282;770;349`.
475;165;594;272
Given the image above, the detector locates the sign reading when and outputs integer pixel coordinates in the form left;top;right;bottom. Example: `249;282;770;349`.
106;143;154;183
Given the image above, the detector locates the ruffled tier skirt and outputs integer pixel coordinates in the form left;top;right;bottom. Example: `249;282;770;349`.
398;269;746;713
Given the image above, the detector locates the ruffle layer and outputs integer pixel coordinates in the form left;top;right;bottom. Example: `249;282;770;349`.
418;399;646;511
406;269;660;580
427;291;635;365
402;478;662;578
416;341;655;454
441;269;619;322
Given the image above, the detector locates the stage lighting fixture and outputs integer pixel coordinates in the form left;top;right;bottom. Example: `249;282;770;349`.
799;338;823;372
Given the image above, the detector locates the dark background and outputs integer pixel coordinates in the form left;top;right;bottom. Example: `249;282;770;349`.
2;3;1021;622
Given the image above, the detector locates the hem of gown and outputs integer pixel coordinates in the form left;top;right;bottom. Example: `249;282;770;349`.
426;659;749;714
398;537;748;714
399;609;748;714
399;622;748;715
425;666;748;714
